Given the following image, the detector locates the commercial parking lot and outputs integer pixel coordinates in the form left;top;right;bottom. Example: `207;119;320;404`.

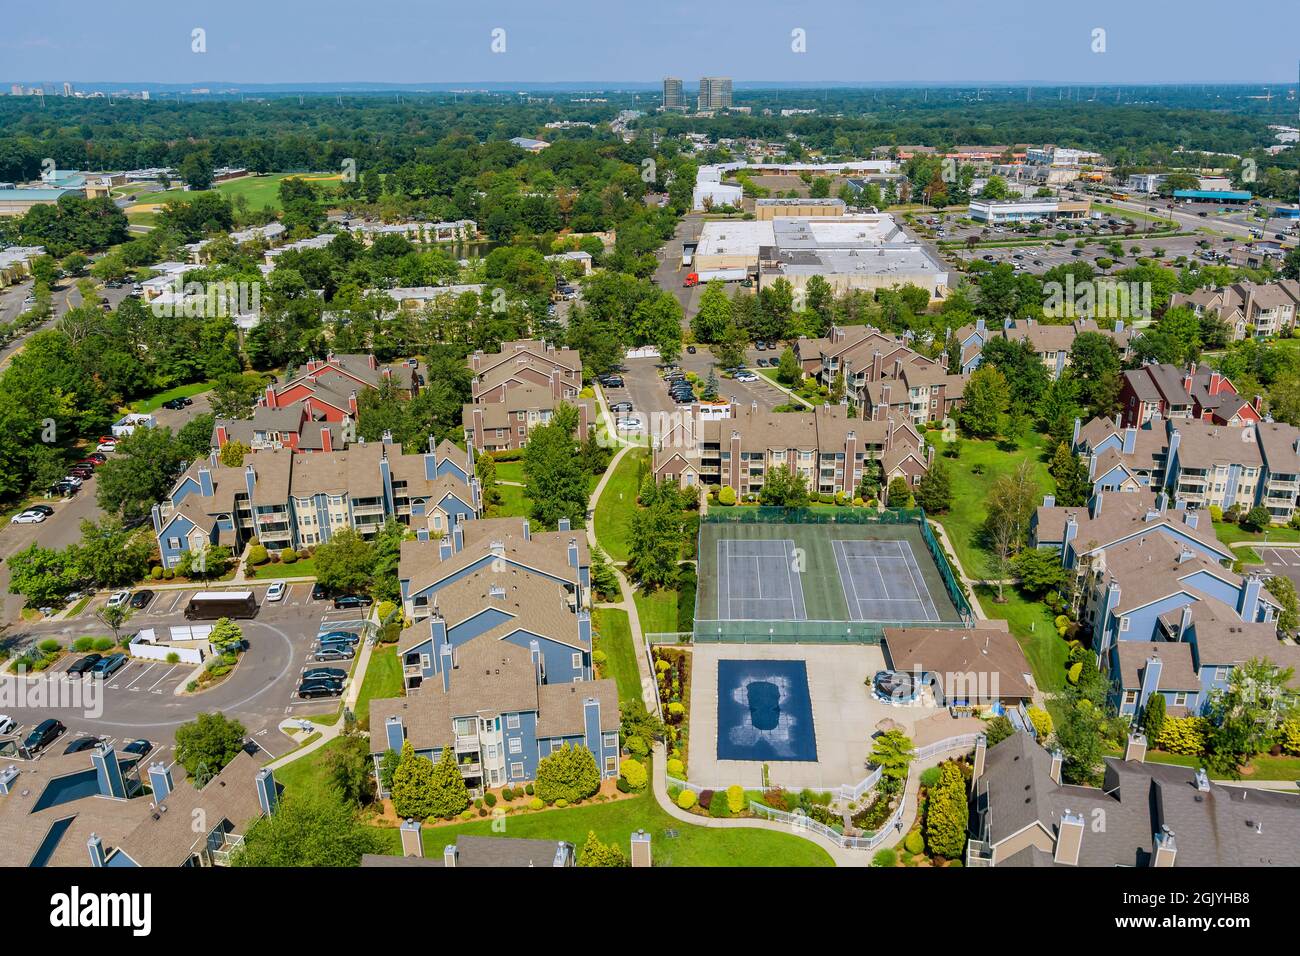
948;232;1217;275
0;581;362;762
1253;546;1300;592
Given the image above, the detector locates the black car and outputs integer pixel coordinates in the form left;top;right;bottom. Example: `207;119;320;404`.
686;345;697;354
29;505;54;517
332;595;373;610
122;738;153;759
160;397;193;410
63;736;104;755
49;481;79;497
311;582;330;601
23;719;65;754
602;377;624;388
302;667;348;683
298;679;344;699
129;589;154;610
66;654;103;677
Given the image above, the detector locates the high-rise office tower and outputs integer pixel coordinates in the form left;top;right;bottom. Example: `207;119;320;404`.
697;76;733;110
662;77;685;110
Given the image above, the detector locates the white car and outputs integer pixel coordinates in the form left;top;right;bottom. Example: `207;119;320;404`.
266;581;287;602
616;417;643;431
9;509;47;525
60;475;84;488
0;715;16;736
105;590;131;609
735;372;759;383
96;441;117;454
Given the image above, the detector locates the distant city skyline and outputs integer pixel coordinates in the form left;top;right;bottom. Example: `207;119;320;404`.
2;0;1299;86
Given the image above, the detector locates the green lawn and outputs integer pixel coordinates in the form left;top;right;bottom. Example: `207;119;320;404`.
635;589;681;635
975;584;1069;693
493;460;525;484
128;380;214;413
1110;748;1300;782
488;483;532;519
132;172;340;214
272;737;345;796
1212;520;1300;547
369;769;834;867
594;448;647;563
926;430;1053;579
592;608;641;704
754;367;825;406
355;645;403;725
249;556;317;579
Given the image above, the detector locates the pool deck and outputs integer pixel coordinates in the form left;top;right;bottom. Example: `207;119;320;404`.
687;643;951;792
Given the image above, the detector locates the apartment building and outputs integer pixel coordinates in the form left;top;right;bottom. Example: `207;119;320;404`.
793;324;967;425
697;76;733;111
152;437;480;568
662;76;686;111
1071;415;1300;520
956;316;1134;379
650;401;930;500
967;732;1300;867
1168;280;1300;341
370;610;619;795
0;745;274;867
462;339;591;452
341;218;476;244
1119;363;1262;428
399;515;590;622
184;222;287;263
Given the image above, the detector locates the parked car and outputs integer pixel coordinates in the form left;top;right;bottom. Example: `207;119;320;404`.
265;581;286;602
686;345;697;354
298;679;344;699
754;341;768;351
49;481;79;497
602;377;624;388
311;582;330;601
63;736;104;755
122;739;153;759
160;396;193;410
332;594;373;610
302;667;348;683
129;589;154;610
77;456;105;468
609;401;633;413
313;646;355;662
66;654;103;677
735;372;759;383
0;715;16;736
106;590;130;609
22;719;65;754
318;630;360;646
91;653;127;677
616;417;643;431
10;509;48;525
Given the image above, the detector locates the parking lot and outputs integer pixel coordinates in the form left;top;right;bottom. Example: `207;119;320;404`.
0;581;364;763
600;349;793;429
1253;546;1300;592
947;231;1217;275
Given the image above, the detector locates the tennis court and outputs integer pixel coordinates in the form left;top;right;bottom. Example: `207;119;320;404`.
832;539;941;622
715;538;808;621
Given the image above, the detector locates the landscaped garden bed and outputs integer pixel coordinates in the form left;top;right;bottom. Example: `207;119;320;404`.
654;646;692;771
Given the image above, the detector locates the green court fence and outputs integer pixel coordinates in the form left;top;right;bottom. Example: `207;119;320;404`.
692;619;970;644
702;506;925;526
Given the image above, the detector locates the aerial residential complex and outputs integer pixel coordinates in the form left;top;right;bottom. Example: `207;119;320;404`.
461;339;594;452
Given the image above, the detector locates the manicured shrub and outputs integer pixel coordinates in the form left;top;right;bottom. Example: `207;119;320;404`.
280;548;297;564
554;798;568;808
247;544;269;566
38;639;60;654
525;783;535;796
872;848;897;867
1155;716;1209;756
666;758;685;778
529;797;544;810
93;637;115;651
727;784;746;814
483;792;497;808
73;637;94;652
904;829;925;855
697;789;714;809
676;789;697;810
619;758;648;791
501;787;514;802
166;652;180;664
1027;706;1053;738
718;486;736;506
592;649;607;665
151;566;163;580
624;735;649;758
709;793;732;817
919;766;942;789
535;743;601;804
616;777;631;793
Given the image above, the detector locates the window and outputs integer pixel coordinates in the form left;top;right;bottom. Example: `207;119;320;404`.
603;733;617;748
1119;617;1130;632
1173;692;1188;707
510;762;524;779
506;714;520;730
571;652;582;670
604;756;617;774
167;537;181;550
485;744;498;759
508;737;522;754
1215;666;1230;682
1123;690;1137;705
419;654;430;670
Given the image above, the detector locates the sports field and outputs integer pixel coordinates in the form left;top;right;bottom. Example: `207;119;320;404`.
696;511;965;642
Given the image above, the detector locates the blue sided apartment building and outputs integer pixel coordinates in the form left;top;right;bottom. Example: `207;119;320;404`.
1031;489;1298;720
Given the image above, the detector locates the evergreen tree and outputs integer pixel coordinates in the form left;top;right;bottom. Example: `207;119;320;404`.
915;458;952;513
924;761;968;860
535;743;601;804
960;366;1010;439
1048;442;1091;507
578;830;628;867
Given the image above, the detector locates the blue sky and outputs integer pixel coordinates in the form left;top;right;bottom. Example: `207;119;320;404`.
3;0;1299;86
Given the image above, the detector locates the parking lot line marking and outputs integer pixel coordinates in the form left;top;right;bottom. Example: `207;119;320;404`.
146;666;177;692
122;664;156;690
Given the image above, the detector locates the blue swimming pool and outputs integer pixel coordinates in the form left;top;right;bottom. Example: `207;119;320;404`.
716;659;818;762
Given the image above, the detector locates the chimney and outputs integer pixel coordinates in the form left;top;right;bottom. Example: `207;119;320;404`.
444;843;458;867
1054;810;1085;866
529;639;544;686
1238;574;1262;621
348;390;358;417
87;833;106;868
400;819;423;857
264;384;277;409
0;765;18;795
972;734;987;782
198;465;214;497
630;829;652;867
385;715;405;752
1194;767;1211;792
1152;827;1177;867
92;743;127;798
1089;491;1103;519
440;641;454;692
452;522;464;553
320;426;333;452
1049;748;1064;785
1124;732;1147;763
215;423;228;448
148;761;174;800
1122;427;1136;454
568;537;579;569
1042;494;1055;509
1182;508;1199;530
255;767;279;816
556;517;569;533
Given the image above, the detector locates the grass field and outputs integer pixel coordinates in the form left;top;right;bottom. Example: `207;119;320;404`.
925;430;1053;579
974;584;1069;693
592;608;642;704
355;645;403;725
368;763;834;867
594;448;647;563
128;380;214;413
249;556;317;579
130;173;341;214
1212;520;1300;547
488;483;532;519
492;461;525;484
273;737;345;796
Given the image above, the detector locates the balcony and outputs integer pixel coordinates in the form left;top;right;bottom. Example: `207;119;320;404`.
209;833;245;867
454;734;480;753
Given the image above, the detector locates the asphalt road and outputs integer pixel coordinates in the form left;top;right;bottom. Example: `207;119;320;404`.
0;582;354;760
654;213;706;325
1254;546;1300;593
